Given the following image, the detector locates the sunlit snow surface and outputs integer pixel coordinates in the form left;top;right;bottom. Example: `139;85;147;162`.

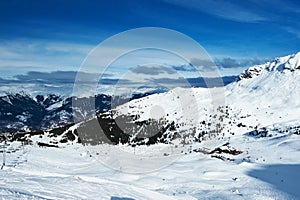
1;136;300;199
1;53;300;199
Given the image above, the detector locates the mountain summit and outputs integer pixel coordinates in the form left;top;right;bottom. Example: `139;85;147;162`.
239;52;300;80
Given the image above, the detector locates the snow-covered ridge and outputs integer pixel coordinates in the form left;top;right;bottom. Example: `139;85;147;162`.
238;52;300;80
104;52;300;148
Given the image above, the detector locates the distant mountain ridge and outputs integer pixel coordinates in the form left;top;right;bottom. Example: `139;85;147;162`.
0;76;237;133
0;93;111;133
0;88;172;133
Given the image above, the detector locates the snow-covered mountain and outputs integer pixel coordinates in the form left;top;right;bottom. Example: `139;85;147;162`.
80;52;299;148
238;52;300;80
1;52;300;199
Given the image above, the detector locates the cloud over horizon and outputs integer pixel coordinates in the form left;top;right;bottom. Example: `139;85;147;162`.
216;57;267;69
0;55;267;86
130;65;176;75
0;68;238;88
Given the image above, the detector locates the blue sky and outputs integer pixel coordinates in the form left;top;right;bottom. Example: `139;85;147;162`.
0;0;300;79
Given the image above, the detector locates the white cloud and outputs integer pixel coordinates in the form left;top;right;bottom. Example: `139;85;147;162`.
0;39;94;78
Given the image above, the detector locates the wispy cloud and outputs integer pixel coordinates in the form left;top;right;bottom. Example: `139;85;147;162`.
0;39;93;78
284;26;300;39
248;0;300;15
164;0;266;22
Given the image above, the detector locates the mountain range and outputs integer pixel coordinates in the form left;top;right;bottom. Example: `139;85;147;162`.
1;52;300;149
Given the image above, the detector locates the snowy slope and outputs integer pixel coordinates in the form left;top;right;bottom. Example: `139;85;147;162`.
114;52;300;140
1;52;300;199
1;134;300;199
